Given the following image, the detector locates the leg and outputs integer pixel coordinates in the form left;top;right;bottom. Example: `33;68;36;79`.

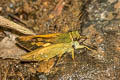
57;51;65;63
76;44;97;53
84;46;97;53
69;32;73;41
71;48;75;61
70;48;76;65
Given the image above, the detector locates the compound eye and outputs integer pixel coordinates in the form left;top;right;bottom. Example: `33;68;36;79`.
72;45;75;48
72;41;79;49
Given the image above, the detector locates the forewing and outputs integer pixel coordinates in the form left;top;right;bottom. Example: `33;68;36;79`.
16;33;61;51
16;32;72;51
20;43;70;61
